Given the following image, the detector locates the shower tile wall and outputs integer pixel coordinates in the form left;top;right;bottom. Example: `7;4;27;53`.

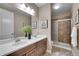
58;20;71;44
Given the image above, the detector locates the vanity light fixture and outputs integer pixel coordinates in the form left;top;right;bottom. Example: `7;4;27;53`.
18;3;35;16
20;3;26;9
26;6;35;16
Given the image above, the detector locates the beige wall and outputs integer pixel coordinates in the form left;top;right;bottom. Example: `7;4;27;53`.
39;4;52;52
31;4;52;53
31;4;39;35
71;3;79;28
14;12;31;37
52;11;71;20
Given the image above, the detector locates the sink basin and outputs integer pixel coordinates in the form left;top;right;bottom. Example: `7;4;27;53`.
32;35;43;38
0;39;14;45
12;38;28;46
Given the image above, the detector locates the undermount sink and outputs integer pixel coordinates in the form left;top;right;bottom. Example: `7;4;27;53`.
12;38;28;46
32;35;43;38
12;41;25;46
0;39;14;45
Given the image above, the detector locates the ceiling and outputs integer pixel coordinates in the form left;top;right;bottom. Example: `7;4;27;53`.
35;3;73;16
35;3;47;7
0;3;73;16
0;3;31;16
52;3;73;16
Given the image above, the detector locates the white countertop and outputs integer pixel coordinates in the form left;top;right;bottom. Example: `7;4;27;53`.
0;35;47;56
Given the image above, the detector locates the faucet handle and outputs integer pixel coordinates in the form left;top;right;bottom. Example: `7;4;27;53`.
11;33;14;35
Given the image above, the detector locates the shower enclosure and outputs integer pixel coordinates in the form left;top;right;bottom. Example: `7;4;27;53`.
52;19;71;44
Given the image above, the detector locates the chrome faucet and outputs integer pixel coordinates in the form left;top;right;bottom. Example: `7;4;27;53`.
11;33;20;42
11;33;14;40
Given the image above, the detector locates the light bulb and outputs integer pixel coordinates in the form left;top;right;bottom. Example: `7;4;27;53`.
54;5;60;10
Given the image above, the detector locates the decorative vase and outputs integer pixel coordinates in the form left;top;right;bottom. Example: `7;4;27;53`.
28;33;31;39
25;33;27;37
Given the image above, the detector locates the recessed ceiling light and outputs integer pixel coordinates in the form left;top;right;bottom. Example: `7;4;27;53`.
54;5;60;10
53;4;61;10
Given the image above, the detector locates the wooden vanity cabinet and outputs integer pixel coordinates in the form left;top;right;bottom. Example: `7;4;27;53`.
7;38;47;56
36;39;47;56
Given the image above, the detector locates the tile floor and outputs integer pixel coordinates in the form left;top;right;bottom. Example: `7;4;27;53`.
72;47;79;56
44;42;79;56
44;42;73;56
44;46;73;56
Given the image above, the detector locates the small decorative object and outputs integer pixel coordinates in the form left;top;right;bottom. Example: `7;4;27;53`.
21;26;28;37
40;20;48;29
26;26;32;39
32;21;37;29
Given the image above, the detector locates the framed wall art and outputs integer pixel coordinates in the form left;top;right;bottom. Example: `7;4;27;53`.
40;20;48;29
32;21;37;29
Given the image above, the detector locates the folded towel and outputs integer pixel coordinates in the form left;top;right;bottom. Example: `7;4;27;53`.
71;26;77;47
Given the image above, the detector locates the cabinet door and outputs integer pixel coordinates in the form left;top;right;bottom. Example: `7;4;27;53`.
36;39;47;56
26;48;37;56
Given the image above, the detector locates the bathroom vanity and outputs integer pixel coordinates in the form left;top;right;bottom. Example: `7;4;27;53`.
0;35;47;56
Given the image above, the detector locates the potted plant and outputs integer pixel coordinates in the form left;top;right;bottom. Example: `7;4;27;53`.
26;26;32;39
21;26;28;37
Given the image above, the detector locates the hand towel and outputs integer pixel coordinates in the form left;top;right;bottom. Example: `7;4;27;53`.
71;26;77;47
